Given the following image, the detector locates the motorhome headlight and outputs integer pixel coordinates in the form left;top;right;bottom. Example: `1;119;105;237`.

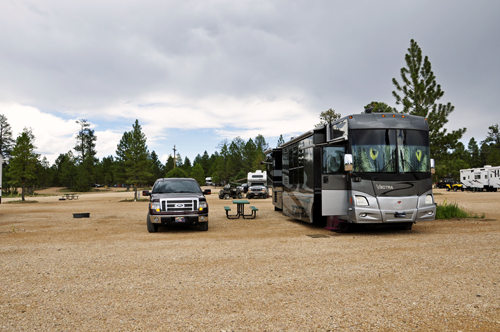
425;194;434;205
355;195;369;206
151;202;161;212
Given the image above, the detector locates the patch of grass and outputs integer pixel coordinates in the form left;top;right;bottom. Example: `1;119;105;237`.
6;200;38;204
120;198;150;202
436;199;485;219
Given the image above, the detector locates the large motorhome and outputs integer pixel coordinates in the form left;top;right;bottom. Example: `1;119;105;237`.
460;166;500;192
265;110;436;231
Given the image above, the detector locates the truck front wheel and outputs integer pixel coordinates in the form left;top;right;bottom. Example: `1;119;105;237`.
199;222;208;231
147;213;158;233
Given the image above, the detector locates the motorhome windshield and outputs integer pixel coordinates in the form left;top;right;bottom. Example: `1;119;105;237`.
351;129;430;173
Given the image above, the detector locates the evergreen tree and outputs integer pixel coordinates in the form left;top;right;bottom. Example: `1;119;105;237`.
165;167;188;178
115;131;131;185
277;134;285;147
73;119;97;191
478;127;500;165
392;39;466;161
164;155;175;174
7;128;39;201
200;151;210;175
0;114;14;159
100;156;115;186
315;108;341;127
364;101;396;113
467;138;481;168
242;138;258;173
217;144;230;184
182;156;192;175
190;163;205;185
124;120;153;200
149;151;164;181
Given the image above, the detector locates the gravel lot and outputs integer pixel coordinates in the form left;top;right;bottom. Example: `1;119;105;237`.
1;188;499;331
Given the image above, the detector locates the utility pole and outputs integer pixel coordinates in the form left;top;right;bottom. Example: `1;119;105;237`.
173;145;177;168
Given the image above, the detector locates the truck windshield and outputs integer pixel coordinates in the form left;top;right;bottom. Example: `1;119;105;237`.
351;129;430;173
152;180;202;194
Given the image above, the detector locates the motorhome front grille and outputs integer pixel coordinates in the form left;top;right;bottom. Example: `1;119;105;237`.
161;199;198;212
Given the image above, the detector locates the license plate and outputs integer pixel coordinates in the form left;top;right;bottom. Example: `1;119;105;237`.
175;217;185;223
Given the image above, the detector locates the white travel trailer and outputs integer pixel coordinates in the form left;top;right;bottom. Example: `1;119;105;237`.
460;165;500;192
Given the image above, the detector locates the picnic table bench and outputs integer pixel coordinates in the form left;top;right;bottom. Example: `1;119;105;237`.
61;193;79;200
224;200;258;219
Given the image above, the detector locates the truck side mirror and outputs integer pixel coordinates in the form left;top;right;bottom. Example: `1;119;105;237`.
344;154;353;172
430;159;435;174
142;190;151;196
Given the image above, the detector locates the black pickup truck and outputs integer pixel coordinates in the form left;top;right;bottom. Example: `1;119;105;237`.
143;178;211;232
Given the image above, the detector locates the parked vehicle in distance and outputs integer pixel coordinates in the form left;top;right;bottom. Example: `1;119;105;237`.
143;178;211;232
205;177;213;186
237;183;249;193
435;178;456;189
246;183;268;199
218;185;243;199
245;170;269;199
460;165;500;192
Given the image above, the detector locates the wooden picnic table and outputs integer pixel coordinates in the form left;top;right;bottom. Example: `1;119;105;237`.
224;200;258;219
61;193;79;200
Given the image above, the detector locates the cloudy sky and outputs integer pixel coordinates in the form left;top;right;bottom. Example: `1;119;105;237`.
1;0;499;165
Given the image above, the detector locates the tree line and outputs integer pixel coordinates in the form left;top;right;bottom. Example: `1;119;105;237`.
2;39;500;199
0;116;269;200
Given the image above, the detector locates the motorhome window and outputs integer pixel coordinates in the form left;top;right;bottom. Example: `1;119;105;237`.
475;174;480;180
396;129;430;173
323;146;345;174
351;130;397;173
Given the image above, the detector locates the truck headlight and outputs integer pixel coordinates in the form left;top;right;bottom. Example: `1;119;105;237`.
200;201;207;208
151;202;161;212
425;194;434;205
355;195;369;206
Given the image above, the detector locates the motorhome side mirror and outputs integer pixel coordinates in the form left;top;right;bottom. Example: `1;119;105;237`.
430;159;435;174
142;190;151;196
344;154;353;172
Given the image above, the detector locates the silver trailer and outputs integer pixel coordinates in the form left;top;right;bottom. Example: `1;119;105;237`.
265;111;436;231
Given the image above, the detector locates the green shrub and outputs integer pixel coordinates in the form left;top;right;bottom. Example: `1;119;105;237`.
436;199;484;219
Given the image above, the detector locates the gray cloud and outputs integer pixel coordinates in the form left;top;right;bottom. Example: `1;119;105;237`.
1;0;499;162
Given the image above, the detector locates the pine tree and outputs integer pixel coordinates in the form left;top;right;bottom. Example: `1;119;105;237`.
392;39;466;161
7;128;39;201
315;108;341;127
190;163;205;185
0;114;14;159
124;120;153;200
276;134;285;147
73;119;97;191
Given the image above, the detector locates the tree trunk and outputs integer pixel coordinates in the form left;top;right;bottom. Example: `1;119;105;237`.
22;182;25;201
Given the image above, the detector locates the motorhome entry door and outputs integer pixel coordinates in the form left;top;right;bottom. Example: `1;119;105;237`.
321;146;348;216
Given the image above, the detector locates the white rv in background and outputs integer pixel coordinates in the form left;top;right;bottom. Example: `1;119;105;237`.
460;165;500;192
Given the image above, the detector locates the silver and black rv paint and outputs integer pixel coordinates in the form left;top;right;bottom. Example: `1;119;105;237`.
265;111;436;230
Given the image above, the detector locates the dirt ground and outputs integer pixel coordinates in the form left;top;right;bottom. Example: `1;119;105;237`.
1;187;499;331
